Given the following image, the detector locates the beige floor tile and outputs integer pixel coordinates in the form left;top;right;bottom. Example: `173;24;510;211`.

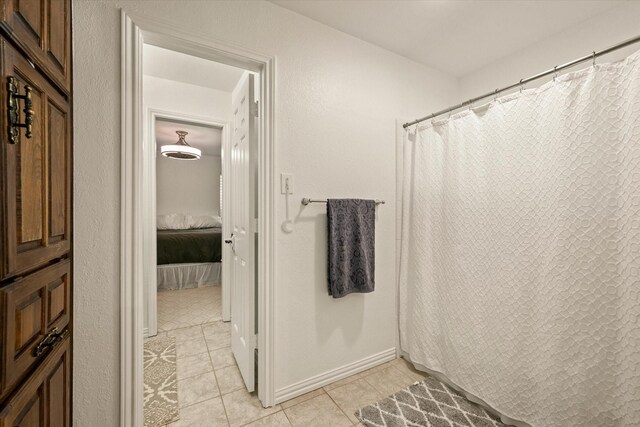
176;336;209;358
168;397;228;427
147;331;168;340
327;378;384;424
177;352;213;381
284;394;351;427
243;411;292;427
323;372;365;392
202;321;230;337
363;366;415;398
158;286;222;332
167;325;204;342
178;372;220;408
323;359;398;392
210;348;236;370
205;332;231;351
392;357;427;383
216;365;245;395
281;388;326;409
358;360;397;378
222;389;281;427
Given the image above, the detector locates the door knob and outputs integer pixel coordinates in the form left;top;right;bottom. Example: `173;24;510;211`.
225;233;236;254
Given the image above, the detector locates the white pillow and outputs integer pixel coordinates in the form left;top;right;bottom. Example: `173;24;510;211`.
188;214;222;229
157;213;188;230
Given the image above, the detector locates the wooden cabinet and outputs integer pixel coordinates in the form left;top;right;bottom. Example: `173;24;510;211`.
0;259;70;399
0;336;70;427
0;0;71;92
0;37;71;280
0;1;72;425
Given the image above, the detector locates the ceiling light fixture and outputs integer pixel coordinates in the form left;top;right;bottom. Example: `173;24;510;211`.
160;130;201;160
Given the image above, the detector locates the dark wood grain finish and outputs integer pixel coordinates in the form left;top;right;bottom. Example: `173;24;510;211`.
0;259;70;400
12;0;42;44
0;336;70;427
0;1;72;423
48;102;66;239
1;37;71;280
46;0;65;72
0;0;70;92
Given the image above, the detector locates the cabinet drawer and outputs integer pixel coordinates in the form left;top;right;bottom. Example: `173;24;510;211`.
0;0;71;92
0;335;70;427
0;259;70;399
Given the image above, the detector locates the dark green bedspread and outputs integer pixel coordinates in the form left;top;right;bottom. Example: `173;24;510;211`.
157;227;222;265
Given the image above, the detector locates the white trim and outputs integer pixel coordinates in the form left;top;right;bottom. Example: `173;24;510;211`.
121;10;277;426
144;108;229;338
274;348;397;403
221;112;232;322
121;12;145;427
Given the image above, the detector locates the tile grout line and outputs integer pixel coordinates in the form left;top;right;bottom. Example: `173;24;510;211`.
281;408;294;427
175;325;222;414
176;396;218;411
237;409;283;427
204;324;232;426
324;388;355;424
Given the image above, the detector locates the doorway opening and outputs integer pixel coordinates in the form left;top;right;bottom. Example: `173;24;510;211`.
121;12;276;427
143;44;258;425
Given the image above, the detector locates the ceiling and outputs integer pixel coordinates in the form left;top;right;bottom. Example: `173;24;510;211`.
271;0;623;77
156;119;221;156
143;44;245;92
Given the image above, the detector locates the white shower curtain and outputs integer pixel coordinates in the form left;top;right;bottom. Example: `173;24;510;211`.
399;50;640;426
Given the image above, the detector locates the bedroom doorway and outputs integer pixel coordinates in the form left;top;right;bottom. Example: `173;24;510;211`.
122;14;276;424
150;112;227;336
136;37;268;425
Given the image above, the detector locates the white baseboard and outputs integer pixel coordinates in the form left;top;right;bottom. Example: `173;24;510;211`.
274;348;397;404
143;327;149;339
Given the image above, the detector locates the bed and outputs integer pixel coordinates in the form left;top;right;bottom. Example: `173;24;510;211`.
157;227;223;290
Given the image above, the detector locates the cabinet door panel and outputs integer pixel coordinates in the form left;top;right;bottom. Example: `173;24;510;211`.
17;81;44;245
8;0;43;48
1;38;71;279
0;259;70;399
46;0;66;72
0;336;70;427
48;102;66;240
0;0;71;91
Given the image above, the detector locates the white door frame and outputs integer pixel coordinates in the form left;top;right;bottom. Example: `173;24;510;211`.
144;109;231;338
121;10;277;427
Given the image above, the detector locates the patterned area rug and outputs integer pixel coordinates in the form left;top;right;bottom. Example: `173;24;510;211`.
144;336;179;427
355;376;509;427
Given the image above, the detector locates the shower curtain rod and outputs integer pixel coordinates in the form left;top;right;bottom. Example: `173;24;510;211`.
403;34;640;129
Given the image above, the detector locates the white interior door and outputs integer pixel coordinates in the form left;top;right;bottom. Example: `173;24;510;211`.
228;72;257;392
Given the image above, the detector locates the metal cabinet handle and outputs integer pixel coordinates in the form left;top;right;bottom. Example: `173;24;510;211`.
7;76;34;144
33;327;67;357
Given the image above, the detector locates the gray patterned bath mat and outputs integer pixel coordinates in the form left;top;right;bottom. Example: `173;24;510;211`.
144;336;179;427
355;376;509;426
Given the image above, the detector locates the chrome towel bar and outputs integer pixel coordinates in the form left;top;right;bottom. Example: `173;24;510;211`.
301;198;385;206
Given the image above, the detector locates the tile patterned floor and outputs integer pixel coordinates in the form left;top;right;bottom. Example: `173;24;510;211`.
150;287;427;426
157;286;222;331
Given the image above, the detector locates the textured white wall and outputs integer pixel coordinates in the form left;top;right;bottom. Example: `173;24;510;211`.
459;2;640;100
156;154;221;216
144;75;232;122
73;1;459;425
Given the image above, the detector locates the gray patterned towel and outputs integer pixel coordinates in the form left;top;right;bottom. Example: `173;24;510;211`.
327;199;376;298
